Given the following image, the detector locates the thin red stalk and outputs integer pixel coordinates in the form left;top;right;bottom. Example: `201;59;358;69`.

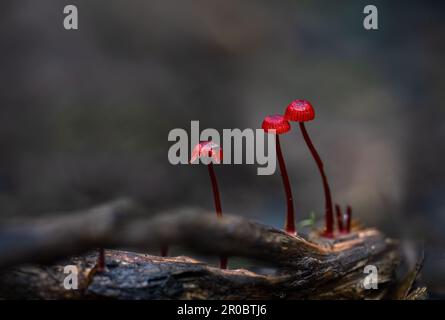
275;135;296;235
335;204;344;232
299;122;334;238
160;246;169;257
208;163;226;268
346;205;352;233
208;163;222;217
97;248;105;272
219;256;228;269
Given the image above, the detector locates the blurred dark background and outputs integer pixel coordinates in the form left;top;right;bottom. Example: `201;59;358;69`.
0;0;444;296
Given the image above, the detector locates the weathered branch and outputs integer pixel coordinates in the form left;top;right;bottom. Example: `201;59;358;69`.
0;198;143;269
0;199;422;299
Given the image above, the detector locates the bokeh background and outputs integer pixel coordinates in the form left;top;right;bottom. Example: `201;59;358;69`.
1;0;444;297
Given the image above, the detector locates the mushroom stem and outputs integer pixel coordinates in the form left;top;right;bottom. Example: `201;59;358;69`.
160;246;169;257
207;163;222;218
299;122;334;238
346;205;352;233
275;135;296;235
97;248;105;272
219;256;228;269
335;204;344;233
207;162;226;268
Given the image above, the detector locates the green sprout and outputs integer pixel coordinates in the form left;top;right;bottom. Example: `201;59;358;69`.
298;212;317;229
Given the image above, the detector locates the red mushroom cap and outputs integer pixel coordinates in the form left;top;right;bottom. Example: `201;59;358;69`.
284;99;315;122
190;141;223;164
262;114;291;134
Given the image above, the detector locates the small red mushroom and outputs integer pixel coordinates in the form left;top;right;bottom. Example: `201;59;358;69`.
284;100;335;238
190;141;227;268
261;115;296;235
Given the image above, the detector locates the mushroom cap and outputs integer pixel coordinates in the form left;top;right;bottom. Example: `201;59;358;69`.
284;99;315;122
262;114;291;134
190;141;223;164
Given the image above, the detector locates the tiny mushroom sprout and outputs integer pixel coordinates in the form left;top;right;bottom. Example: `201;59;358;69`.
97;248;105;272
190;141;227;269
346;205;352;233
261;115;296;235
160;245;168;257
335;204;345;233
335;204;353;234
284;99;335;238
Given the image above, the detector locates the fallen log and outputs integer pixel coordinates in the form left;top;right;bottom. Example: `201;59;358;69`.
0;199;426;299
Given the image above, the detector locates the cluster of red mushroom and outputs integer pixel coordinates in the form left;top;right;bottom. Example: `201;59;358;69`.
262;99;352;238
95;100;352;272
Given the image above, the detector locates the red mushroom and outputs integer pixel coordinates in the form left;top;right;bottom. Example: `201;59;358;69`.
261;115;296;235
284;100;335;238
190;141;227;269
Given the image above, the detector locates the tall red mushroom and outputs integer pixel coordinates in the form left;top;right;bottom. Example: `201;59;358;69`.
190;141;227;268
284;100;334;238
262;115;296;235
